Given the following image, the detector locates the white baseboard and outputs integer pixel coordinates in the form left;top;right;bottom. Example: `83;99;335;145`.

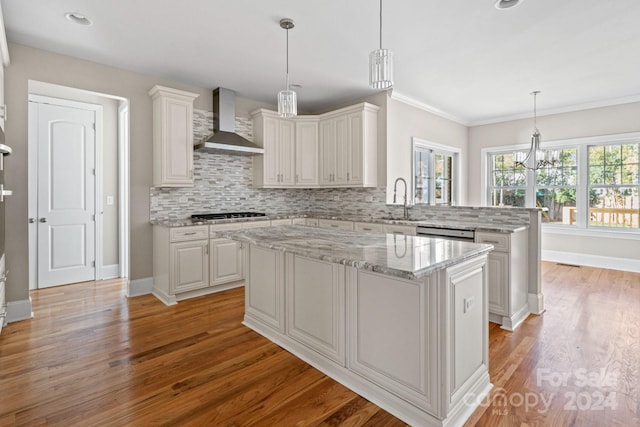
6;297;34;323
542;250;640;273
528;292;545;315
127;277;153;297
101;264;120;279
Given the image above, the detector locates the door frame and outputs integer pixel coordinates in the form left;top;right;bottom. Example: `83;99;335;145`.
28;94;104;288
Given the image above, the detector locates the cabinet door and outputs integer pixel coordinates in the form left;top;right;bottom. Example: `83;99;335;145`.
347;112;363;184
150;86;198;187
319;119;335;185
295;120;319;186
210;238;243;286
279;120;296;185
245;245;285;332
333;115;349;184
262;116;280;186
486;251;509;316
170;240;209;293
286;255;345;365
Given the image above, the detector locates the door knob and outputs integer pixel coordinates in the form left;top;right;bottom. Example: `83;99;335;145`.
39;218;47;223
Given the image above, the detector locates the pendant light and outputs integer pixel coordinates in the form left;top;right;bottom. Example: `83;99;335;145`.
278;18;297;118
369;0;393;89
514;91;559;170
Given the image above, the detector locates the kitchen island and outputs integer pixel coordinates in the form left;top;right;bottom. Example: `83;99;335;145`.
219;225;493;427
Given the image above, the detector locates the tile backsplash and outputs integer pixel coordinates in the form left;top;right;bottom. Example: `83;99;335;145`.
150;109;533;227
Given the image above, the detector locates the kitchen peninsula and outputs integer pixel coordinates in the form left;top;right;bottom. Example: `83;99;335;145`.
219;225;493;427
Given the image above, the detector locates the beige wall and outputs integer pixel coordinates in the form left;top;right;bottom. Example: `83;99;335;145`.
386;97;469;204
468;102;640;264
4;43;215;302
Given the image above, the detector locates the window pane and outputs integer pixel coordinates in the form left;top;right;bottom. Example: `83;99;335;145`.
489;189;526;207
589;187;639;228
414;150;431;204
536;188;577;224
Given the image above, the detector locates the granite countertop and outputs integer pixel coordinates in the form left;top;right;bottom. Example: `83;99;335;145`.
150;213;527;233
217;225;493;280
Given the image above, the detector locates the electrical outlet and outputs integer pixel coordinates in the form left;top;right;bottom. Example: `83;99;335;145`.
464;296;475;313
106;196;114;205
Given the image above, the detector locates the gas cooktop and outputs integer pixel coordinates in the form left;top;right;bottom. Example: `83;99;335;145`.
191;212;267;221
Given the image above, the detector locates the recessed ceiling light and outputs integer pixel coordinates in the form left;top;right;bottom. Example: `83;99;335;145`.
495;0;523;10
65;12;93;26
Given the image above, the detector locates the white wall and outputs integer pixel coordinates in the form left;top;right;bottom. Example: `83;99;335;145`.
386;97;468;204
468;102;640;270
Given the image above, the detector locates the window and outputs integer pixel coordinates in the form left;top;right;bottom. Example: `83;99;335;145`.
487;152;526;207
483;133;640;232
413;138;459;205
588;143;639;228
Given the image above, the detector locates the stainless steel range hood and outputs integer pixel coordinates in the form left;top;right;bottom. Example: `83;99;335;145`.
194;87;265;155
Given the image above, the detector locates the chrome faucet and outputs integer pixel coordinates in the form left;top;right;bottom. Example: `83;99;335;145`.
393;177;410;220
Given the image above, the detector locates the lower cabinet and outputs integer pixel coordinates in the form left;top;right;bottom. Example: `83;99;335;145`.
170;240;209;293
210;238;243;286
244;245;285;332
475;230;529;331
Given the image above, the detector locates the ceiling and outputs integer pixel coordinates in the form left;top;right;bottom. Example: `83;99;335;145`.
4;0;640;125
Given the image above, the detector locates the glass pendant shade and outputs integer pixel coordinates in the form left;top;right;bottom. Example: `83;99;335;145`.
278;89;297;118
369;48;393;89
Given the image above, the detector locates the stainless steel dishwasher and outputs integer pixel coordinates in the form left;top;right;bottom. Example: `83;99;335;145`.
416;226;475;242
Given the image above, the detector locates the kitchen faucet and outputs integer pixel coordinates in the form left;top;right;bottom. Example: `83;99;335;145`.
393;177;410;220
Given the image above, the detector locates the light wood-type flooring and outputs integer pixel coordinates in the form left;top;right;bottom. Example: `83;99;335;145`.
0;262;638;426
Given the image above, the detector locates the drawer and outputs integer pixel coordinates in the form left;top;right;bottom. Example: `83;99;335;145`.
475;232;510;252
242;220;271;229
209;222;243;237
354;222;384;233
170;226;209;242
292;218;306;225
270;219;293;226
383;224;416;236
318;219;354;231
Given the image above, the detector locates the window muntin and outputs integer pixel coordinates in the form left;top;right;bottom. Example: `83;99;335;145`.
588;143;639;229
413;140;458;206
484;136;640;233
487;153;526;207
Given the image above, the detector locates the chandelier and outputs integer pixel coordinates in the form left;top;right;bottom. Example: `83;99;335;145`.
514;91;558;170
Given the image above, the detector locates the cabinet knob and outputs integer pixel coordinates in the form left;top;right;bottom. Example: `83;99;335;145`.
39;218;47;223
29;218;36;223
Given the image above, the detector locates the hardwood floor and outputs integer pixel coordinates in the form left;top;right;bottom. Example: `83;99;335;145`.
0;262;638;426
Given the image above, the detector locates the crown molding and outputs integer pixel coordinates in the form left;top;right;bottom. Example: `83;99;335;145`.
469;93;640;127
389;91;470;126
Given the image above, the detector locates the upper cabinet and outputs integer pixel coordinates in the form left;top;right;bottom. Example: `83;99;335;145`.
252;102;378;189
252;110;319;188
319;103;379;187
0;2;10;132
149;85;199;187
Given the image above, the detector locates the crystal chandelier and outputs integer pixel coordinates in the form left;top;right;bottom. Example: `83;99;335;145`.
278;18;297;118
369;0;393;89
514;91;558;170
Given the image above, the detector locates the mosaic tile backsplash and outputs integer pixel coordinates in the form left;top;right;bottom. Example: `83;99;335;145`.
150;109;532;227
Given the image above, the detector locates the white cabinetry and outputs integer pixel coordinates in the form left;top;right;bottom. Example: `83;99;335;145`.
252;110;318;187
476;230;529;331
383;224;417;236
244;245;285;332
0;7;9;132
149;85;199;187
286;254;345;365
153;225;209;304
354;222;384;233
209;223;244;286
0;65;5;132
319;103;379;187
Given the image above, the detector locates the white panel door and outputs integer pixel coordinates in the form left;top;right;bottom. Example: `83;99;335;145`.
295;120;319;186
37;103;96;288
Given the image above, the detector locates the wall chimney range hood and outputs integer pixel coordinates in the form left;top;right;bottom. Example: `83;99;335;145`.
194;87;265;155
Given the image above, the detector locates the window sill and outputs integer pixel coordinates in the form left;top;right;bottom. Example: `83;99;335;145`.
542;224;640;240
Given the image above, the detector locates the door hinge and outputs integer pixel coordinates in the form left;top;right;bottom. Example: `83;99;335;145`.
92;214;96;221
92;168;96;175
91;261;95;267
